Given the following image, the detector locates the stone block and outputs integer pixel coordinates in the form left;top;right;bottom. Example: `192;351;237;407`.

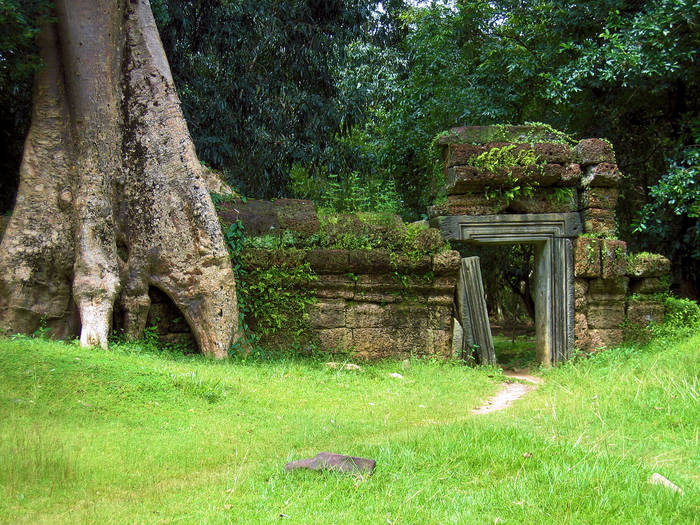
447;193;504;215
432;250;461;276
588;277;629;299
446;164;573;194
508;188;578;214
307;300;346;329
629;277;670;295
582;163;622;188
217;198;319;236
582;208;617;235
352;327;426;358
588;329;623;349
436;125;566;145
428;306;453;330
587;302;626;329
426;329;452;357
626;300;665;326
574;237;601;278
412;228;446;253
316;328;353;351
265;248;306;269
305;249;349;274
444;142;573;167
574;312;590;349
427;203;448;218
346;302;427;329
348;249;392;273
574;139;616;166
241;248;270;270
427;294;454;306
390;254;432;274
601;240;627;278
580;188;619;210
626;253;671;278
273;199;321;236
310;274;356;299
574;278;589;311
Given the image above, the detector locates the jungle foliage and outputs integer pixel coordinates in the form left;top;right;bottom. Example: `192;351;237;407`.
0;0;698;295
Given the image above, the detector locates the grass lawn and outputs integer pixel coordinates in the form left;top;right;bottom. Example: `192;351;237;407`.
0;332;698;524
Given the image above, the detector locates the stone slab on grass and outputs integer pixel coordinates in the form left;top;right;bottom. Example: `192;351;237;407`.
285;452;375;476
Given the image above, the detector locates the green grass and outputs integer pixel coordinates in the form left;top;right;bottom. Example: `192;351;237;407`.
0;332;698;524
493;333;537;369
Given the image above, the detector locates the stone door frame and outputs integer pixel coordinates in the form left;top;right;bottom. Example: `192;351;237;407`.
433;213;582;366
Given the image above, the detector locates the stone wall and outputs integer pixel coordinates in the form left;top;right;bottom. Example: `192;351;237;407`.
242;248;461;359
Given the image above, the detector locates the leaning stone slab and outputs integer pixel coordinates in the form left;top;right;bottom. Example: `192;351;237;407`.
285;452;376;475
574;139;616;165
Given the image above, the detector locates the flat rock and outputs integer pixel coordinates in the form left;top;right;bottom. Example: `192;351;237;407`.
285;452;376;475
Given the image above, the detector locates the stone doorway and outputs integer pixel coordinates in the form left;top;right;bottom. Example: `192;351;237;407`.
435;213;581;366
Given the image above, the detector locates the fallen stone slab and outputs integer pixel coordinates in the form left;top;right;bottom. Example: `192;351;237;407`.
285;452;376;475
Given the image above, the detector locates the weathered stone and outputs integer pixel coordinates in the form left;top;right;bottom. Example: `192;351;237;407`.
588;277;629;299
426;329;452;357
580;188;619;209
582;208;617;235
316;328;353;350
310;274;356;299
390;254;432;274
587;302;626;329
574;278;589;311
626;300;665;326
444;142;573;167
307;300;346;329
427;203;448;218
447;193;504;215
507;188;578;214
574;237;601;278
352;327;426;358
601;240;627;278
348;249;393;273
266;248;306;269
629;277;670;295
274;199;321;235
412;228;446;253
436;124;566;145
626;253;672;278
428;306;453;330
217;198;319;236
574;312;590;350
589;328;623;349
427;294;453;306
582;163;622;188
305;249;349;274
432;250;461;276
446;164;574;194
241;248;271;270
347;302;427;329
285;452;375;475
574;139;616;165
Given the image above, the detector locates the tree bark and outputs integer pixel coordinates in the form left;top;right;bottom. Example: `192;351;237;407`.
0;0;238;358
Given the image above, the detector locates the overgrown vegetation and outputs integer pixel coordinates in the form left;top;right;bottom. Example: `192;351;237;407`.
1;322;697;522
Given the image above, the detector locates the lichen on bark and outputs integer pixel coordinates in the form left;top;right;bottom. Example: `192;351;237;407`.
0;0;238;358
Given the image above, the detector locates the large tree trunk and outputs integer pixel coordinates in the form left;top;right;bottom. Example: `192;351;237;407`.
0;0;238;358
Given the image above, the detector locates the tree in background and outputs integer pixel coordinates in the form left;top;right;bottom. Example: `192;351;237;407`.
150;0;375;198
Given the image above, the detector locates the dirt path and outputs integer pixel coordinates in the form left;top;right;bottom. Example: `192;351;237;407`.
471;372;542;415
